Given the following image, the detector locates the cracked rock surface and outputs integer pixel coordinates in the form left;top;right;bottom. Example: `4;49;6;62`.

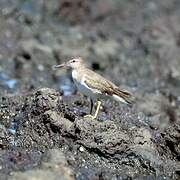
0;88;179;179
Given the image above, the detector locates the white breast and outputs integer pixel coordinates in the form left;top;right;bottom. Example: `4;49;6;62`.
72;70;101;100
72;70;78;80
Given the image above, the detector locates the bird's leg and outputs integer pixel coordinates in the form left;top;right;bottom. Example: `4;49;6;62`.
90;99;94;114
94;100;101;118
84;100;101;120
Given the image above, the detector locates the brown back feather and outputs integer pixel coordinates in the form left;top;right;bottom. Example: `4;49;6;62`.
82;68;134;104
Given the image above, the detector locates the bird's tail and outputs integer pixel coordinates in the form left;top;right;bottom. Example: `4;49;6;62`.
112;88;134;105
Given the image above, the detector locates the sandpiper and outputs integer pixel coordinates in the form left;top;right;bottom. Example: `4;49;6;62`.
53;57;134;119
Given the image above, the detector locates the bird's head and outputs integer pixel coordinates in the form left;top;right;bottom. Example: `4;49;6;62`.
53;57;85;70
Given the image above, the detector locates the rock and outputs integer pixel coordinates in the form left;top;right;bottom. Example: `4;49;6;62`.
79;146;85;152
0;87;178;179
72;118;130;156
137;93;169;116
92;39;120;59
44;110;73;131
42;149;68;166
137;93;177;129
33;88;61;112
10;169;74;180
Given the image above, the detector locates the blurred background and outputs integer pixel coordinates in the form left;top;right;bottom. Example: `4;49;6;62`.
0;0;180;98
0;1;180;179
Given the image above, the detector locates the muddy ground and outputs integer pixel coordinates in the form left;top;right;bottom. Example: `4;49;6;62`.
0;0;180;179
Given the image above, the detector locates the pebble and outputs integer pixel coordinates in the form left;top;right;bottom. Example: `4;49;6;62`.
79;146;85;152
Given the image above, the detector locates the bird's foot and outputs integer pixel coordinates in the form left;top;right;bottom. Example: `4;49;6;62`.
84;114;96;120
84;101;101;120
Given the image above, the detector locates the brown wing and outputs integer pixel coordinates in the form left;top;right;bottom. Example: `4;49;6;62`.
84;68;134;104
83;69;117;95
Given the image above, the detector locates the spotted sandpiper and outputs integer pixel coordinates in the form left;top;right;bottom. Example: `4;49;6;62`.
53;57;134;119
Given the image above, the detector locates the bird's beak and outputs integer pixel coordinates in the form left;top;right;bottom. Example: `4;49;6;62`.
52;63;68;70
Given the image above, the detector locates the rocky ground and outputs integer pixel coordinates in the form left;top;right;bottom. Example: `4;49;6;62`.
0;0;180;179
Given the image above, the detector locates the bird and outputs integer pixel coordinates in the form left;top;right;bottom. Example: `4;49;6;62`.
53;57;134;119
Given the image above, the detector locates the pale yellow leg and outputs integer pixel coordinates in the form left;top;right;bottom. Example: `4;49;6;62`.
84;101;101;120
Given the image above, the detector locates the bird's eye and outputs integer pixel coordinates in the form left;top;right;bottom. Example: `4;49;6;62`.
72;60;75;63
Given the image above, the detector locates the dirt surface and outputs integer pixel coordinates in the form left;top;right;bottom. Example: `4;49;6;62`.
0;0;180;179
